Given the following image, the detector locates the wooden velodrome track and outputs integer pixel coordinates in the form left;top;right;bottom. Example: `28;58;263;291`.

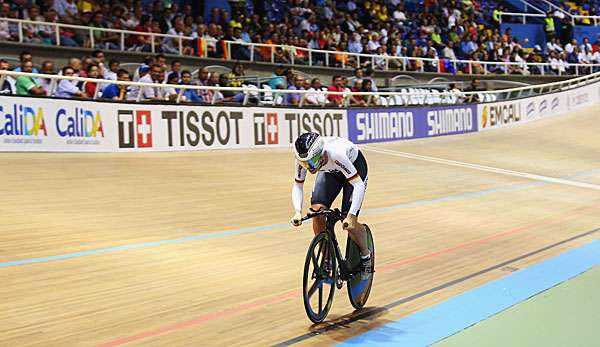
1;105;599;347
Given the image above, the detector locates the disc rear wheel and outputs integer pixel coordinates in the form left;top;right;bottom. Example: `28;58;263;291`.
346;224;375;309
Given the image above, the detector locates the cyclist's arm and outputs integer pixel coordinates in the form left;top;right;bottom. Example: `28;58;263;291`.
332;154;365;216
347;176;365;216
292;161;307;213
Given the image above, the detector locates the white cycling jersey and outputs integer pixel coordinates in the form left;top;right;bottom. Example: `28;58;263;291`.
292;136;366;215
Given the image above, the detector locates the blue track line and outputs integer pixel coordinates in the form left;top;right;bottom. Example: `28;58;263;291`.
336;239;600;347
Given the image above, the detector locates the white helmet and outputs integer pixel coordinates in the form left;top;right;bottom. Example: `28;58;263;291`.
294;132;324;173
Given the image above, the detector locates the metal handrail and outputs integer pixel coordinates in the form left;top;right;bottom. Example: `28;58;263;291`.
3;16;600;76
537;0;571;16
531;0;599;26
499;11;546;24
2;70;599;107
571;14;600;26
500;7;600;26
1;17;194;54
515;0;546;14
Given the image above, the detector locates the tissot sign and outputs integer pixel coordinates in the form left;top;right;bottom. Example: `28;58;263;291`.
112;106;348;151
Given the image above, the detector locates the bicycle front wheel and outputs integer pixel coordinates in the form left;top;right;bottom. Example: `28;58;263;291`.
302;232;337;323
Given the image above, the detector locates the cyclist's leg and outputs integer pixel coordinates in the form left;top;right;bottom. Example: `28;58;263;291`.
310;171;344;236
341;200;368;255
342;151;369;256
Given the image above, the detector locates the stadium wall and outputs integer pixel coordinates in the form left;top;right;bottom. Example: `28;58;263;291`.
0;82;598;152
574;26;600;45
500;24;546;48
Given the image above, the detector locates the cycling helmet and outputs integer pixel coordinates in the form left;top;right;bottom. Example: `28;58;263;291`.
294;132;325;173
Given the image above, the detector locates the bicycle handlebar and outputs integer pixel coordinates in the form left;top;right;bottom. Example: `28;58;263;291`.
301;208;347;224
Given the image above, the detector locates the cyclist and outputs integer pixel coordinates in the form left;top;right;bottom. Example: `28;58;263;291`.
290;132;371;280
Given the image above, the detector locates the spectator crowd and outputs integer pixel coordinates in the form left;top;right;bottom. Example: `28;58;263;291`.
0;50;254;103
0;0;600;75
0;49;491;106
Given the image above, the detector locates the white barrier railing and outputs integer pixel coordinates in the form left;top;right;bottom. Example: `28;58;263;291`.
3;17;600;76
526;0;600;26
572;14;600;26
2;69;600;108
499;11;546;24
499;10;600;26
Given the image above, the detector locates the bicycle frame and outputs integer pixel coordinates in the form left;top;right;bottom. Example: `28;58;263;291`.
303;209;360;282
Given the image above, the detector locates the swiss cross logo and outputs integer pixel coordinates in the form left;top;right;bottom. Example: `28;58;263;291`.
253;112;279;145
266;113;278;144
118;110;153;148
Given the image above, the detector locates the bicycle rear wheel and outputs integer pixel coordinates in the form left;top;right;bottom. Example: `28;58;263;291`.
303;232;337;323
346;224;375;309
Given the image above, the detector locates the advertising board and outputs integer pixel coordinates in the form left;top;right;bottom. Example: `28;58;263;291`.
347;105;478;144
0;96;347;152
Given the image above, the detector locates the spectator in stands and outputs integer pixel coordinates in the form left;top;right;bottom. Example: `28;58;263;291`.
546;37;563;54
166;60;182;83
129;65;150;100
79;56;94;78
550;51;566;75
133;56;154;81
13;51;39;73
163;72;180;101
0;59;14;94
492;5;502;28
103;60;120;81
350;79;366;106
286;74;304;105
0;3;13;41
83;64;100;97
206;71;221;102
305;78;324;105
163;16;190;54
195;66;211;101
363;67;377;92
101;69;130;100
269;65;286;89
3;0;597;82
150;64;167;100
447;83;462;97
327;75;345;106
465;79;482;103
232;61;245;80
55;67;86;98
53;0;79;24
23;5;44;44
128;14;153;52
92;50;106;77
218;73;244;103
579;47;594;73
38;61;56;95
15;61;45;96
580;37;593;53
593;49;600;73
179;70;202;102
443;42;457;61
66;58;82;77
155;54;167;69
559;17;573;46
544;12;556;41
230;27;251;60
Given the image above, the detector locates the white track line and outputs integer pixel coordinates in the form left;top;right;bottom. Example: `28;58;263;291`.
363;145;600;191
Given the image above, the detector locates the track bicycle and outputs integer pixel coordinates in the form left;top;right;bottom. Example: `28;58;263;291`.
300;208;375;323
